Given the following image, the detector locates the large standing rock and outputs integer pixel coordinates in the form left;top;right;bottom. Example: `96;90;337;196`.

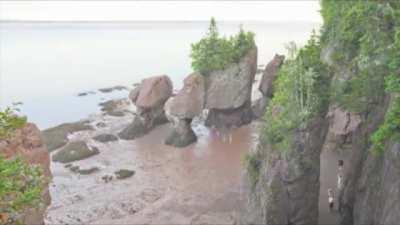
0;123;51;225
119;75;173;140
164;118;197;147
135;75;173;109
164;73;205;147
259;54;285;97
252;54;285;119
204;48;257;128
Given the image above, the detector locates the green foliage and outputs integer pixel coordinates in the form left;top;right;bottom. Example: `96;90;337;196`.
242;152;261;187
320;0;400;154
190;17;255;74
263;34;329;151
0;155;44;218
0;108;27;139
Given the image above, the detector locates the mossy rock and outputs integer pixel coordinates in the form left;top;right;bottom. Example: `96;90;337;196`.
42;121;93;152
99;99;126;117
52;141;100;163
114;169;135;179
93;134;118;143
68;165;100;175
118;117;148;140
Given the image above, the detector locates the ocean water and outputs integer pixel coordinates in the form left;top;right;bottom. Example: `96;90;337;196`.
0;21;320;129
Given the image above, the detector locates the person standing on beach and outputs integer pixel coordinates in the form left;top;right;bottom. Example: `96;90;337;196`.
328;188;334;212
338;159;344;190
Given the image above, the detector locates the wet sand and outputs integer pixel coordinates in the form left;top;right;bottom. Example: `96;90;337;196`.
45;112;259;224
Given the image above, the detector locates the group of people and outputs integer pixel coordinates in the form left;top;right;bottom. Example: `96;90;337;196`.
328;159;344;212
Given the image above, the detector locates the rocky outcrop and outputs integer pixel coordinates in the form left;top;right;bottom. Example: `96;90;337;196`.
336;94;399;225
252;54;285;119
0;123;51;225
164;73;204;147
204;48;257;128
241;117;330;225
52;141;100;163
324;106;361;151
259;54;285;98
119;75;172;140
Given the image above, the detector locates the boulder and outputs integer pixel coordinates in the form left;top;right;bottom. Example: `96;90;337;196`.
114;169;135;179
135;75;173;109
164;72;205;119
42;121;93;152
204;48;257;128
205;48;257;110
118;116;149;140
119;75;173;140
52;141;100;163
205;100;253;129
259;54;285;97
165;118;197;147
0;123;51;225
164;73;204;147
129;85;141;103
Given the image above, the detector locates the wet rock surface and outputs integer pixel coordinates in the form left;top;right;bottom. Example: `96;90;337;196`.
115;169;135;179
99;99;130;117
52;141;100;163
98;85;128;93
164;119;197;147
42;121;93;152
93;133;118;143
119;75;172;140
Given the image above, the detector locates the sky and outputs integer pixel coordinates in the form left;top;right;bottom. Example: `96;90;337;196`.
0;1;322;22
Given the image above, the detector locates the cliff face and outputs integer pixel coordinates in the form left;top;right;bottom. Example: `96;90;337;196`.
0;123;52;225
242;1;400;225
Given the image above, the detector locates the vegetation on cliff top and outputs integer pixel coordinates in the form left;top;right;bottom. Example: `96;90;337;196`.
190;17;256;74
0;108;27;139
263;33;329;151
0;109;44;223
321;0;400;154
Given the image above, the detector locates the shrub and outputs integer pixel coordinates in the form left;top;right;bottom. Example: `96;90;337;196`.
320;0;400;154
242;152;262;187
0;108;27;139
190;17;255;74
0;155;44;222
263;34;329;151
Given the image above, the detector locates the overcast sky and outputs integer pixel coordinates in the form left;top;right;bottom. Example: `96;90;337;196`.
0;1;322;22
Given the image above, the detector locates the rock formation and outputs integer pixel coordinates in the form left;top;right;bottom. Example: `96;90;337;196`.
119;75;173;140
241;117;330;225
252;54;285;118
204;47;257;128
164;72;205;147
0;123;51;225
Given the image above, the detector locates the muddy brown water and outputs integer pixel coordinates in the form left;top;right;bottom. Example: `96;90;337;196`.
45;118;259;224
